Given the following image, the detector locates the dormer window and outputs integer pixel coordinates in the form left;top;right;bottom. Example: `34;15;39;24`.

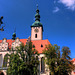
33;45;35;48
41;44;43;47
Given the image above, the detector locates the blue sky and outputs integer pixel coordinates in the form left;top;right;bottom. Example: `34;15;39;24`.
0;0;75;58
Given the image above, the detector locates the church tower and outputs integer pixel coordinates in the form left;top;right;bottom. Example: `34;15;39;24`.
31;6;43;40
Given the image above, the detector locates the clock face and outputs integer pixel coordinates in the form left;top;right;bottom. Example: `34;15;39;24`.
34;29;39;32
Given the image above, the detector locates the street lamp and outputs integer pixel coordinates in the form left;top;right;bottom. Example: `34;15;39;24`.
0;16;4;31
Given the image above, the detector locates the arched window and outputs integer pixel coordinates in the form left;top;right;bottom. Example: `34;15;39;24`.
33;45;35;48
35;34;37;38
0;71;4;75
3;54;8;67
0;54;2;67
41;57;45;73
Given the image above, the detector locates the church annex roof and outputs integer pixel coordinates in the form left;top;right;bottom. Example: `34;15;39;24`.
72;58;75;62
32;39;50;53
0;39;50;53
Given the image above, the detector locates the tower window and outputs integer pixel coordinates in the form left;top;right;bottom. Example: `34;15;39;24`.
35;34;37;38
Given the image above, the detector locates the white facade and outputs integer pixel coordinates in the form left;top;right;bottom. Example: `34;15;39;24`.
0;37;50;75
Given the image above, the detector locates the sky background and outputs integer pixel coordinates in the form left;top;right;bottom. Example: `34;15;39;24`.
0;0;75;58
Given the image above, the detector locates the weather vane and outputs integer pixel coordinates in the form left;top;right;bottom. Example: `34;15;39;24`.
0;16;4;31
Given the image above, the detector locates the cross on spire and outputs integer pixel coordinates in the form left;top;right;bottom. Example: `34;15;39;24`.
36;4;38;9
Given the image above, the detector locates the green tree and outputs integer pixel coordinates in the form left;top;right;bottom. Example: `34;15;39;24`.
5;42;39;75
43;44;75;75
60;47;75;75
43;44;59;75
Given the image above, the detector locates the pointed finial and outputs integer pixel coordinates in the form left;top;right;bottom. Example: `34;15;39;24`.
36;4;39;13
14;27;16;33
36;4;38;9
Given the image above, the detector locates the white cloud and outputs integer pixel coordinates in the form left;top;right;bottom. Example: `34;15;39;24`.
59;0;75;10
53;7;60;13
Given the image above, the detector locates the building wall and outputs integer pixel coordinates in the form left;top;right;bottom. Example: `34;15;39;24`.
38;54;49;75
0;38;75;75
0;52;9;68
71;60;75;75
0;53;50;75
0;50;75;75
0;38;50;75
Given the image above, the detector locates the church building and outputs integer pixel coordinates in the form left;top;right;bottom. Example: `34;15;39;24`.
0;6;75;75
0;7;50;75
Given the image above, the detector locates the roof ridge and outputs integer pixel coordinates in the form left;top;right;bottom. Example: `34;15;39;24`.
31;39;49;41
0;38;28;40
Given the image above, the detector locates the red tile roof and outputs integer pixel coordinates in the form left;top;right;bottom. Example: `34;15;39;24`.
0;40;2;43
20;39;27;45
72;58;75;62
31;39;50;53
7;39;28;49
0;39;50;53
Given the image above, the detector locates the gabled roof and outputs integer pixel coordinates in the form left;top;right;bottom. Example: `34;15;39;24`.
0;39;50;53
72;58;75;62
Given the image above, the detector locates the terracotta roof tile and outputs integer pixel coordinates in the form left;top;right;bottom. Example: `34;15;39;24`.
0;40;2;43
0;39;50;53
72;58;75;62
20;39;27;45
31;39;51;53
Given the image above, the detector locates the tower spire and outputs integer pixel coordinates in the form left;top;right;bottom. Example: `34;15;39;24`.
35;4;40;21
31;4;43;27
31;5;43;40
12;28;16;40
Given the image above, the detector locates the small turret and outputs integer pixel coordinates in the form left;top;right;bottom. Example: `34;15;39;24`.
12;28;16;40
12;32;16;40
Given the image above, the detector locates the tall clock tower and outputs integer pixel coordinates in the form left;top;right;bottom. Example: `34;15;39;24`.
31;7;43;40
